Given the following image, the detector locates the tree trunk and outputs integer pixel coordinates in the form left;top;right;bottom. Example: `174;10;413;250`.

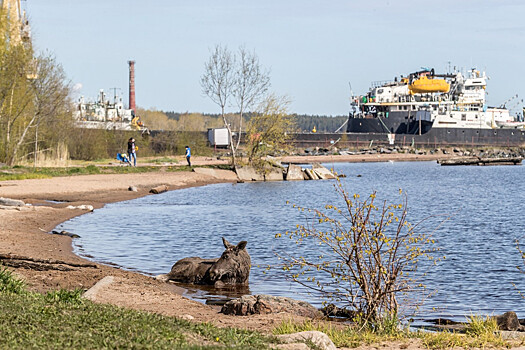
221;106;236;166
9;113;37;166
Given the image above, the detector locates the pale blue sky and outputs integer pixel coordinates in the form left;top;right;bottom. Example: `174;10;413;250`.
26;0;525;116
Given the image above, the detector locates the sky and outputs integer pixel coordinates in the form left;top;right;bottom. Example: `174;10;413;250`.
24;0;525;116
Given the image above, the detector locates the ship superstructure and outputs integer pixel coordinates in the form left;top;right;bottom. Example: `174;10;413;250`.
73;89;146;132
347;68;524;145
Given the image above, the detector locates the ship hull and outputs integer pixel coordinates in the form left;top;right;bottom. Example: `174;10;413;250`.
344;112;525;147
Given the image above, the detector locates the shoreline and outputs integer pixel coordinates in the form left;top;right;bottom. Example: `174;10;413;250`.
0;154;458;333
0;163;316;332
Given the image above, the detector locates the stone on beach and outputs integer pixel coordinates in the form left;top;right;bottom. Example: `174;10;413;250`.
285;164;304;181
192;167;238;180
304;168;319;180
235;165;264;181
495;311;524;331
83;276;115;302
221;294;321;318
0;197;25;207
312;163;336;179
276;331;337;350
264;166;284;181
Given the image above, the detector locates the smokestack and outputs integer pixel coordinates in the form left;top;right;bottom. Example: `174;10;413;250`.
128;60;136;111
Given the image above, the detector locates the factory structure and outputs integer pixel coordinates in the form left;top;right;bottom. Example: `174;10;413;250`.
0;1;146;132
72;60;147;132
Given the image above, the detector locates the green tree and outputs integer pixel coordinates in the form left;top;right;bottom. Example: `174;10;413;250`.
10;53;71;165
246;94;295;162
276;183;441;328
0;8;72;165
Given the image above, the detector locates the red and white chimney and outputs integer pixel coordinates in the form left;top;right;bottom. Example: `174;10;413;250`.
128;60;136;111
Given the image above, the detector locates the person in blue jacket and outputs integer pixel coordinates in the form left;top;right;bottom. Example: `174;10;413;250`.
185;145;191;167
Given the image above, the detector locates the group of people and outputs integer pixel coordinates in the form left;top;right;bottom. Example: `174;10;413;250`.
125;138;191;167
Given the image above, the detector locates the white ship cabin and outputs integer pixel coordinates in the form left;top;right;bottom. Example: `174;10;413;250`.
73;90;133;123
458;70;487;105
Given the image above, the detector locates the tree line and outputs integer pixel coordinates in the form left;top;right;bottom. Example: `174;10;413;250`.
161;111;348;133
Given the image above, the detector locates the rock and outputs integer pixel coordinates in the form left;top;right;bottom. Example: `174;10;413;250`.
179;314;195;321
66;205;94;211
274;343;310;350
150;185;168;194
321;304;356;318
192;168;238;181
495;311;524;331
304;168;319;180
312;163;336;180
83;276;115;301
265;167;284;181
285;164;304;181
154;274;169;282
0;197;25;207
128;185;138;192
221;295;321;318
235;166;264;181
276;331;336;350
52;230;81;239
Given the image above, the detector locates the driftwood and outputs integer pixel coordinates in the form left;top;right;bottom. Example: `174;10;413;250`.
150;185;168;194
0;254;98;271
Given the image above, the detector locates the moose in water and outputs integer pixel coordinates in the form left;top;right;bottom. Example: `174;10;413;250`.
156;237;251;288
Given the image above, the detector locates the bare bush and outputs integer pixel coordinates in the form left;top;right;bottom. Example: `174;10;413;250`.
276;178;441;327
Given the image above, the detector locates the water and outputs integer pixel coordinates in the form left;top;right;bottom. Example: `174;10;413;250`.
59;161;525;321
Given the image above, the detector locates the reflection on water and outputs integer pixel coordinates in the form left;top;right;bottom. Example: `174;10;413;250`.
59;161;525;321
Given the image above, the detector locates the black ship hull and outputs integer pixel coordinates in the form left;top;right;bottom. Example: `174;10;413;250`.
344;113;525;147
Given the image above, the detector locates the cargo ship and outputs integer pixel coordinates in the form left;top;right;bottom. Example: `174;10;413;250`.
346;68;525;147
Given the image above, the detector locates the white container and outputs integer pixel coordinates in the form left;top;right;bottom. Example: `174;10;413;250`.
208;128;230;147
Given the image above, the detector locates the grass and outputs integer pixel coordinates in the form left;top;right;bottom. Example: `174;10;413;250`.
273;319;410;348
274;317;523;349
0;162;225;181
0;267;278;349
150;157;179;164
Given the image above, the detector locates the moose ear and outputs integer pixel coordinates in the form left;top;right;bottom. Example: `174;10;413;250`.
235;241;247;251
222;237;233;249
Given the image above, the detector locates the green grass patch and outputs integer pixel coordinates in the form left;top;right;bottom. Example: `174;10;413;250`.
273;319;408;348
0;269;277;349
274;318;517;349
150;157;179;164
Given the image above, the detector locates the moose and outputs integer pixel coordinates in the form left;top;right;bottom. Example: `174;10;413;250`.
156;237;251;288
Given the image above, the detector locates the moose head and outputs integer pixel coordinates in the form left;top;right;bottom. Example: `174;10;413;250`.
206;237;251;287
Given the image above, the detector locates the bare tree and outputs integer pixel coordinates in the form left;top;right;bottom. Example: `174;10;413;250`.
201;45;237;164
201;45;271;166
233;47;270;150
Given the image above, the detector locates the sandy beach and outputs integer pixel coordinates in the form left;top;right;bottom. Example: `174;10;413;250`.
0;154;452;335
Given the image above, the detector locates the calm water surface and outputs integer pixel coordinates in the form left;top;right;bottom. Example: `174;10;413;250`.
59;161;525;321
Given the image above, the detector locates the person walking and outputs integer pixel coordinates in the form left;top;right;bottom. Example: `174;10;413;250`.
185;145;191;167
127;138;137;166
